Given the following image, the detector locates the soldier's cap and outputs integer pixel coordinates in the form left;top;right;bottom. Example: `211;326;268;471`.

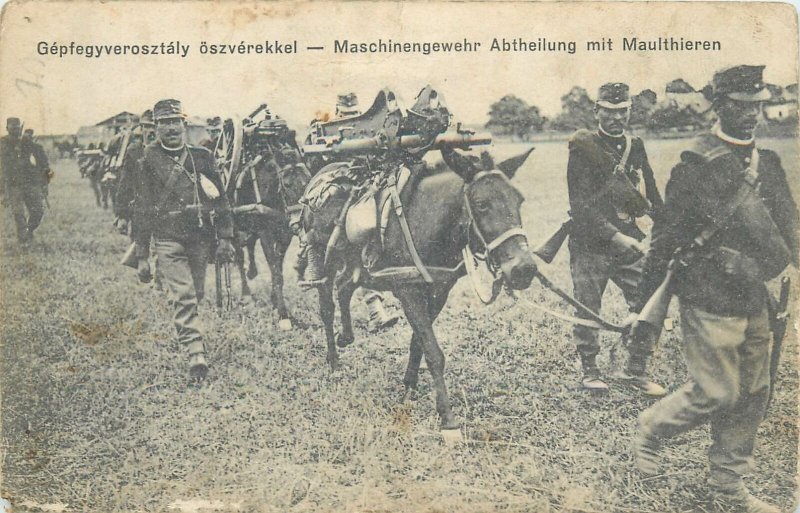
711;65;771;102
6;117;21;127
596;82;631;109
139;109;155;127
153;99;186;122
24;129;33;135
206;116;222;128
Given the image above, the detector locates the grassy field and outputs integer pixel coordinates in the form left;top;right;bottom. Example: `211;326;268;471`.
1;137;797;513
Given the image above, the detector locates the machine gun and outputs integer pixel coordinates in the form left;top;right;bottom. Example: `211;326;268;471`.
303;85;492;162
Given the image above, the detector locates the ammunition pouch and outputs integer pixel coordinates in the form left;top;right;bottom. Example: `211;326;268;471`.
732;190;792;281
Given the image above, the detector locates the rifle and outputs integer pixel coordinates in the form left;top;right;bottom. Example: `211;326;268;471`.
766;276;791;414
533;218;573;263
214;260;232;310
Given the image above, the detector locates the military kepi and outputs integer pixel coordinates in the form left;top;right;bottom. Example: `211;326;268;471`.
153;99;186;121
596;82;631;109
711;64;771;102
6;117;21;127
140;109;155;127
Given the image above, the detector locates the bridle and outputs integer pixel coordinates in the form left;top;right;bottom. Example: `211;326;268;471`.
463;170;527;274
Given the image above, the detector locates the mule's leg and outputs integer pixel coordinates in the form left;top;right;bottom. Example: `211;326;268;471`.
246;235;259;280
235;242;253;302
261;230;292;330
318;281;339;370
335;278;359;348
403;285;451;401
395;285;458;430
403;333;424;402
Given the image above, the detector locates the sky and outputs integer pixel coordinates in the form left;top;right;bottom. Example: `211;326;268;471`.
0;1;797;135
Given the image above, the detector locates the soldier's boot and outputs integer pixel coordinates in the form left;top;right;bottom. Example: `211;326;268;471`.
632;414;661;476
615;355;667;397
298;243;327;287
708;486;781;513
580;354;609;393
187;341;208;382
366;294;400;333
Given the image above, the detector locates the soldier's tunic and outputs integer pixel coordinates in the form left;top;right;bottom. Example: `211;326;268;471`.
0;134;45;241
133;142;234;353
114;139;144;227
566;129;663;359
635;130;798;490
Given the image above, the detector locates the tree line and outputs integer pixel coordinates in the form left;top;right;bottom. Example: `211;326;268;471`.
486;79;798;140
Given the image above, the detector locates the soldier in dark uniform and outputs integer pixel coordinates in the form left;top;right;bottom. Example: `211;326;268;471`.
133;99;236;381
632;65;798;513
22;129;53;197
115;109;155;235
567;83;665;395
1;118;45;243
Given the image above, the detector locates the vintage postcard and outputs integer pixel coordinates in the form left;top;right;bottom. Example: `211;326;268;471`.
0;1;797;512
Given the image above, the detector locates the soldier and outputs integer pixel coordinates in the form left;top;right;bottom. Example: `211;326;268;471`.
115;109;155;235
133;99;236;381
632;65;798;513
200;116;221;152
566;83;665;395
1;118;45;243
22;129;53;197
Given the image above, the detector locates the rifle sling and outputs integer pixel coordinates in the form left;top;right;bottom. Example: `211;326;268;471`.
688;146;759;252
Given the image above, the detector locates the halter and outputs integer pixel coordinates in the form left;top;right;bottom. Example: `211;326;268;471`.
463;170;527;266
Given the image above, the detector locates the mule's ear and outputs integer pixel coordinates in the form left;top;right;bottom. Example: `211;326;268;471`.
441;147;478;182
497;147;535;179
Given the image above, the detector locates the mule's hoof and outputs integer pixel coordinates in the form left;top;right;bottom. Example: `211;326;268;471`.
278;318;293;331
335;332;355;348
401;388;418;403
240;295;255;306
440;427;464;447
327;357;340;371
188;353;209;382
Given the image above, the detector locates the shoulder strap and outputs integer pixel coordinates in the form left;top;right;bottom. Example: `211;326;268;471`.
155;148;189;211
692;146;760;249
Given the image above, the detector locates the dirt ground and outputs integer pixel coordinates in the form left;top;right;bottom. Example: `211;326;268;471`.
1;137;797;512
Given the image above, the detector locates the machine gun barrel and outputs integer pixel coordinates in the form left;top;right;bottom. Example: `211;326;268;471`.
303;131;492;155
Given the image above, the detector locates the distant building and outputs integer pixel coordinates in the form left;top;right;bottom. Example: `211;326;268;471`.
96;111;139;129
763;83;798;123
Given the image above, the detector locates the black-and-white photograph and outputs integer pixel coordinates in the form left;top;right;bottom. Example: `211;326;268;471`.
0;1;797;512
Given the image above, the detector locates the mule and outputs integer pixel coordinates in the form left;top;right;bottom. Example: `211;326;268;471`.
308;147;536;429
226;140;311;329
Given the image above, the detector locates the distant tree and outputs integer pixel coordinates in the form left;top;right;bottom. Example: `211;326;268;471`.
550;86;596;131
647;100;710;131
665;78;695;94
630;89;658;127
485;95;546;141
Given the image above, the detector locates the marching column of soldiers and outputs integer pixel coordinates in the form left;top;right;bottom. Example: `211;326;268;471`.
0;64;796;513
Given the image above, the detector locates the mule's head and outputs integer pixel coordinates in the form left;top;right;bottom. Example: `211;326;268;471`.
446;147;537;290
